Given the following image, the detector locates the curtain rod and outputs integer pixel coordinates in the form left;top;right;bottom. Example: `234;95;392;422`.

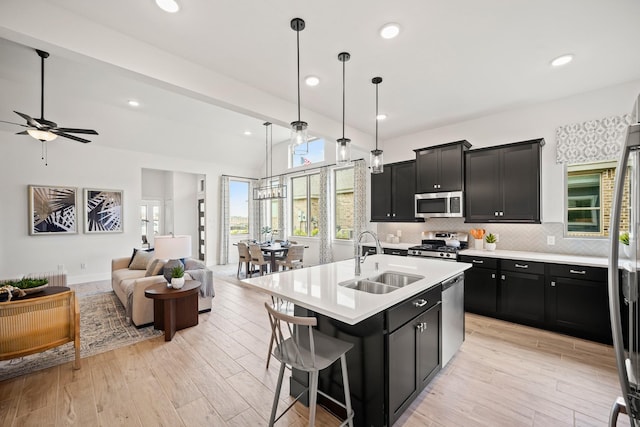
221;174;258;180
265;158;365;180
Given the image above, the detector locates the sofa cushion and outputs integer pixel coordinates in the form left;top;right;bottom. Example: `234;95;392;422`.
129;250;154;270
145;259;165;277
112;268;146;285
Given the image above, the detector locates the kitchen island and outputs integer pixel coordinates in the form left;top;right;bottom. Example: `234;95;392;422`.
242;254;470;426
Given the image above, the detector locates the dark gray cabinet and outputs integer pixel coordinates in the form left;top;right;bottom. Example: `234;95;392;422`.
371;160;423;222
500;260;545;324
459;255;612;343
465;139;544;223
546;263;611;343
414;140;471;193
459;255;498;316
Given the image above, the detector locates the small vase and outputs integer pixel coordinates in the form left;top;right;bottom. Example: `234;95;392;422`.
474;239;483;250
623;244;632;258
171;277;185;289
485;243;496;251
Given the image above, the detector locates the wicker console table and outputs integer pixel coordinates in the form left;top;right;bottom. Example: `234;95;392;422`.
0;288;80;369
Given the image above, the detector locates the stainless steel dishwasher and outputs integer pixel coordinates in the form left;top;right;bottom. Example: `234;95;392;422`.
441;273;464;367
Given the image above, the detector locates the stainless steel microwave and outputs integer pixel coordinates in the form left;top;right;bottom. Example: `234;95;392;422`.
415;191;463;218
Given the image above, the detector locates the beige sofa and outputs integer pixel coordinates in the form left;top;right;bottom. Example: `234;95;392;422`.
111;257;213;327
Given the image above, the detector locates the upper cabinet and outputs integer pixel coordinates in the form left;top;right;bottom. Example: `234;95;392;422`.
465;138;544;223
414;140;471;193
371;160;424;222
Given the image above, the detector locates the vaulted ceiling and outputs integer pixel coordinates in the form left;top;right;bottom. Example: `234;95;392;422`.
1;0;639;170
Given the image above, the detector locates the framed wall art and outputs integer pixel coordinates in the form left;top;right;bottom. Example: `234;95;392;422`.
84;188;123;233
28;185;78;235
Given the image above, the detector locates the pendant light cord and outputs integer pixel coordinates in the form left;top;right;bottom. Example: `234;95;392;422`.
342;59;346;139
375;82;379;150
40;55;45;119
296;29;301;122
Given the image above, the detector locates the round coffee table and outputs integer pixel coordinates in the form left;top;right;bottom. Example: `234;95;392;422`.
144;280;201;341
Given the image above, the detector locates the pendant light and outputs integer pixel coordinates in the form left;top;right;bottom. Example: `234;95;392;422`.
336;52;351;166
253;122;287;200
370;77;384;174
290;18;308;155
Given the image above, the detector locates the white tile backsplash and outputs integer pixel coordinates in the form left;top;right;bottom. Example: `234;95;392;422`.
376;219;610;257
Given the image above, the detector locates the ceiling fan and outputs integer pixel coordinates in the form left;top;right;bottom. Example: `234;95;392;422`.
0;48;99;164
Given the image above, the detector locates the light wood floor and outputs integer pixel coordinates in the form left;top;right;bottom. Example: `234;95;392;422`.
0;274;632;427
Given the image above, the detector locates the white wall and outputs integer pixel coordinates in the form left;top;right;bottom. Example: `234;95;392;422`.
383;79;640;223
172;171;199;257
0;131;255;284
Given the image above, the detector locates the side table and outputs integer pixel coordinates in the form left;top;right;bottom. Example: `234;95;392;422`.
144;280;201;341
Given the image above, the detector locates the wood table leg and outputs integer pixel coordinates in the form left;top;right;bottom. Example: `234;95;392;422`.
163;299;177;341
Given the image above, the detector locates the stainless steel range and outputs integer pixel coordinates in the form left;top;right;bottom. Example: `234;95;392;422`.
407;231;468;261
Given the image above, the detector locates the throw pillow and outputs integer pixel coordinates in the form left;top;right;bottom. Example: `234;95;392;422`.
129;250;154;270
128;248;154;268
145;259;166;277
184;258;206;270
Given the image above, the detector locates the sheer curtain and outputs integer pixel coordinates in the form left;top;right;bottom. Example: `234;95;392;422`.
218;175;230;265
249;179;263;241
318;166;333;264
353;159;367;255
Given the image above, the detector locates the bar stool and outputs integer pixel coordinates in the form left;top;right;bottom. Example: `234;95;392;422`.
264;302;354;427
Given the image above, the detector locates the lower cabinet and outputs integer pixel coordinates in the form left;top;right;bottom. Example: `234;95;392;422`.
546;263;611;343
459;255;498;316
500;260;545;324
388;303;440;426
460;256;611;343
292;285;442;427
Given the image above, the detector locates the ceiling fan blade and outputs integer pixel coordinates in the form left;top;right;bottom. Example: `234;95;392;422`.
14;111;42;128
16;130;28;135
53;131;91;143
55;128;98;135
0;119;28;127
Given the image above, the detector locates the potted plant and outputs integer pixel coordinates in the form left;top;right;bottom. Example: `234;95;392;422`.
261;226;272;243
171;265;185;289
620;231;631;257
485;233;497;251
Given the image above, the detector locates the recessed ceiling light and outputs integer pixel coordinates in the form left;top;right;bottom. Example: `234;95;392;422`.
155;0;180;13
127;100;140;107
380;23;401;39
244;130;252;136
376;113;387;120
551;54;574;67
305;75;320;87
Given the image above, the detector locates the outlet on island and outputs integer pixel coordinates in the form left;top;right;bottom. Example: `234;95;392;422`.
81;263;87;270
547;236;556;245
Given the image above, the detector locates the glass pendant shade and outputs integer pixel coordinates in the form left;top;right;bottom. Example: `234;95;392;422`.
370;149;384;174
336;138;351;166
290;120;309;154
27;129;57;141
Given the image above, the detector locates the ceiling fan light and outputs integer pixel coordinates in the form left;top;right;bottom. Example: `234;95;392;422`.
155;0;180;13
27;129;57;142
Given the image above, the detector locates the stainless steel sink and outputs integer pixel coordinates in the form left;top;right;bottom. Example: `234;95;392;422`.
339;279;399;294
339;271;424;294
367;271;424;288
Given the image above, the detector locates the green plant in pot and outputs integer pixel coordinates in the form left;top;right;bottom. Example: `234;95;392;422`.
485;233;497;251
171;265;185;289
620;231;632;257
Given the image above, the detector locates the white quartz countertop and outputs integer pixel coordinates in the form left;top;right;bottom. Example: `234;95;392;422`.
459;249;609;268
241;254;471;325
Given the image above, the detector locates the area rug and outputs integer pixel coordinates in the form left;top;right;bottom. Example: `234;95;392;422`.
0;291;162;382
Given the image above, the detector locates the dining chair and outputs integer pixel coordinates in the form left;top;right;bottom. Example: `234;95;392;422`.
264;302;354;427
275;245;304;271
249;244;270;276
237;242;251;278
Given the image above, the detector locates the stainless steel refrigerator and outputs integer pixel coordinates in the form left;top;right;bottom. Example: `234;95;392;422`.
609;95;640;426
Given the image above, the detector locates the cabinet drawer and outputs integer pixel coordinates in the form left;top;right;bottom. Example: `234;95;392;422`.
384;248;408;256
458;255;497;269
387;286;441;332
501;259;544;275
362;246;378;255
547;263;607;282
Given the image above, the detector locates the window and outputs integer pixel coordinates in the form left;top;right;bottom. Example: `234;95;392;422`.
335;168;354;240
292;174;320;237
229;180;249;235
566;161;629;237
290;138;325;168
